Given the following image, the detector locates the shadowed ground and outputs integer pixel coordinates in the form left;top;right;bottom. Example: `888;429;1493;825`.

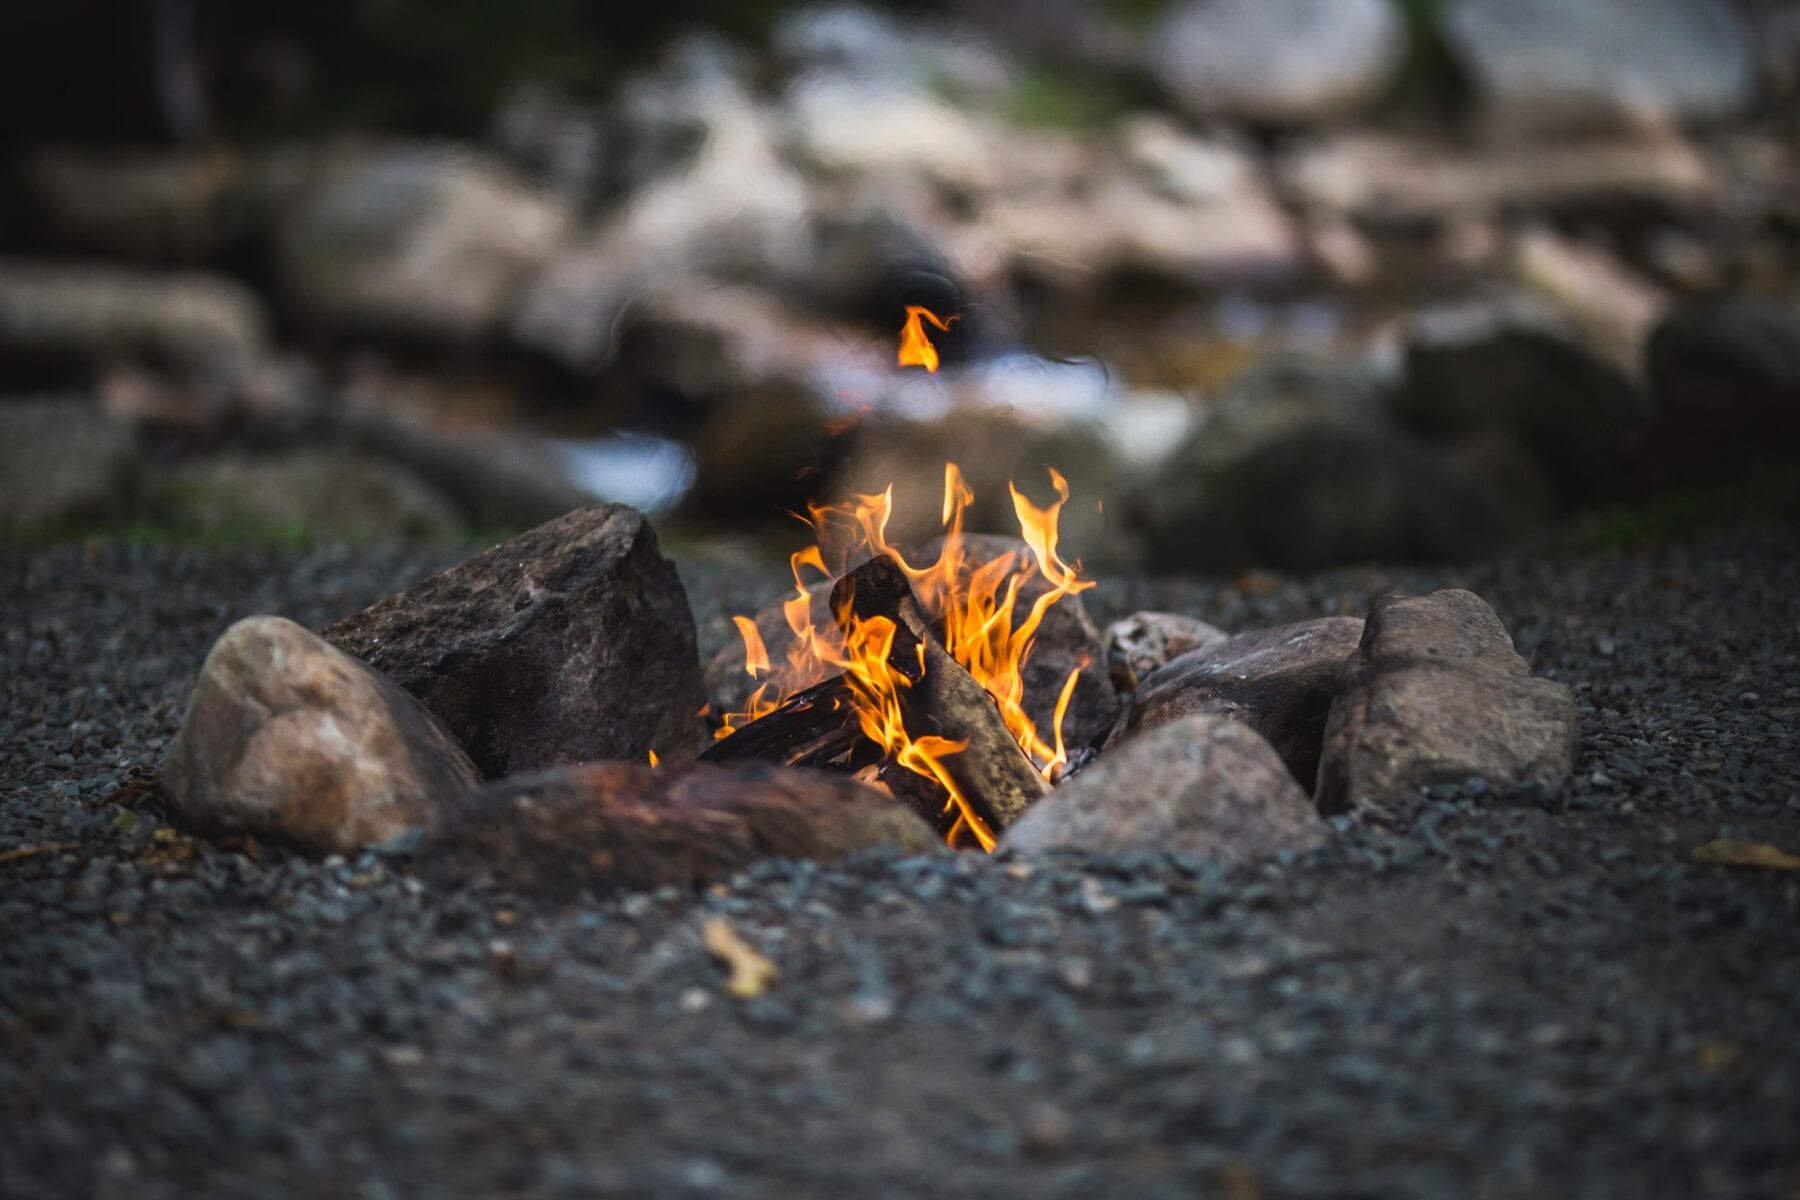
2;530;1796;1198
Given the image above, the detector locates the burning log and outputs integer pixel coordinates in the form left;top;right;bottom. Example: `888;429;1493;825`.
830;555;1050;831
704;554;1050;842
700;674;869;770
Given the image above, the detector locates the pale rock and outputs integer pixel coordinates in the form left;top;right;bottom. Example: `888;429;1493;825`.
162;616;481;853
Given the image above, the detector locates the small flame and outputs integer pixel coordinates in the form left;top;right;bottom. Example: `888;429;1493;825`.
732;615;770;679
897;305;957;373
718;463;1091;851
648;748;660;767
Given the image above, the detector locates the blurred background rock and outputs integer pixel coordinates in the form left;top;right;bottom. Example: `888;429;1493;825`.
2;0;1796;564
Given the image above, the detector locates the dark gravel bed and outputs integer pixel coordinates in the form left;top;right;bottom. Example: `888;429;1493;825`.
4;532;1798;1199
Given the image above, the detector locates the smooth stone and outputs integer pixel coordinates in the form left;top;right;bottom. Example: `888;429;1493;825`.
1003;715;1327;863
162;616;480;853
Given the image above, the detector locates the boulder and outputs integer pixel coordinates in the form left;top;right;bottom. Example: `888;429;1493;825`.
1396;300;1650;505
275;143;571;341
983;139;1303;291
510;42;810;370
324;505;705;776
162;616;481;853
1149;0;1406;125
0;261;267;373
0;397;138;538
1121;357;1526;571
1002;715;1327;862
1316;589;1579;813
1109;617;1364;791
1442;0;1756;133
1643;299;1800;487
158;450;465;543
431;761;940;894
1103;611;1228;694
784;76;999;192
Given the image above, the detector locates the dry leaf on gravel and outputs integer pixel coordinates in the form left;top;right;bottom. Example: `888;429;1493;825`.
1691;840;1800;871
702;918;780;999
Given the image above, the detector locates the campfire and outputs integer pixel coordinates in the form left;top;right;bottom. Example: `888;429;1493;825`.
707;462;1092;851
152;296;1579;897
701;304;1096;851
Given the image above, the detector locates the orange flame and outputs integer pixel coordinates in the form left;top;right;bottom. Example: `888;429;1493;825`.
717;463;1091;851
897;305;957;373
648;748;660;767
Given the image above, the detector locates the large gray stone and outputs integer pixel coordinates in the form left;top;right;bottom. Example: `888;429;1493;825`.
1443;0;1756;132
1316;589;1578;813
324;505;705;777
431;761;940;895
1109;617;1364;791
276;143;571;341
162;616;481;853
1149;0;1406;125
1121;357;1526;571
1644;298;1800;487
1397;301;1649;505
1003;715;1327;863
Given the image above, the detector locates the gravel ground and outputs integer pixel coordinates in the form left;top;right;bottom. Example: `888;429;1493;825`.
4;531;1798;1199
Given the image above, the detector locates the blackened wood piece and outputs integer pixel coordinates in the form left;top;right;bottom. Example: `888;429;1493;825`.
700;675;860;765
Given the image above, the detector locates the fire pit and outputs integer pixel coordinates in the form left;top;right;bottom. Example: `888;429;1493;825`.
148;303;1581;888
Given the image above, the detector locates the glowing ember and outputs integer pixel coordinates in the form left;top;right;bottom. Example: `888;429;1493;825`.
897;305;957;373
717;463;1092;851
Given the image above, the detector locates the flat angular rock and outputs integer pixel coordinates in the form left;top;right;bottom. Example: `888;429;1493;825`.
1002;715;1326;863
324;505;704;777
431;761;940;894
1109;617;1363;791
1316;589;1578;814
1103;611;1228;693
162;616;480;853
